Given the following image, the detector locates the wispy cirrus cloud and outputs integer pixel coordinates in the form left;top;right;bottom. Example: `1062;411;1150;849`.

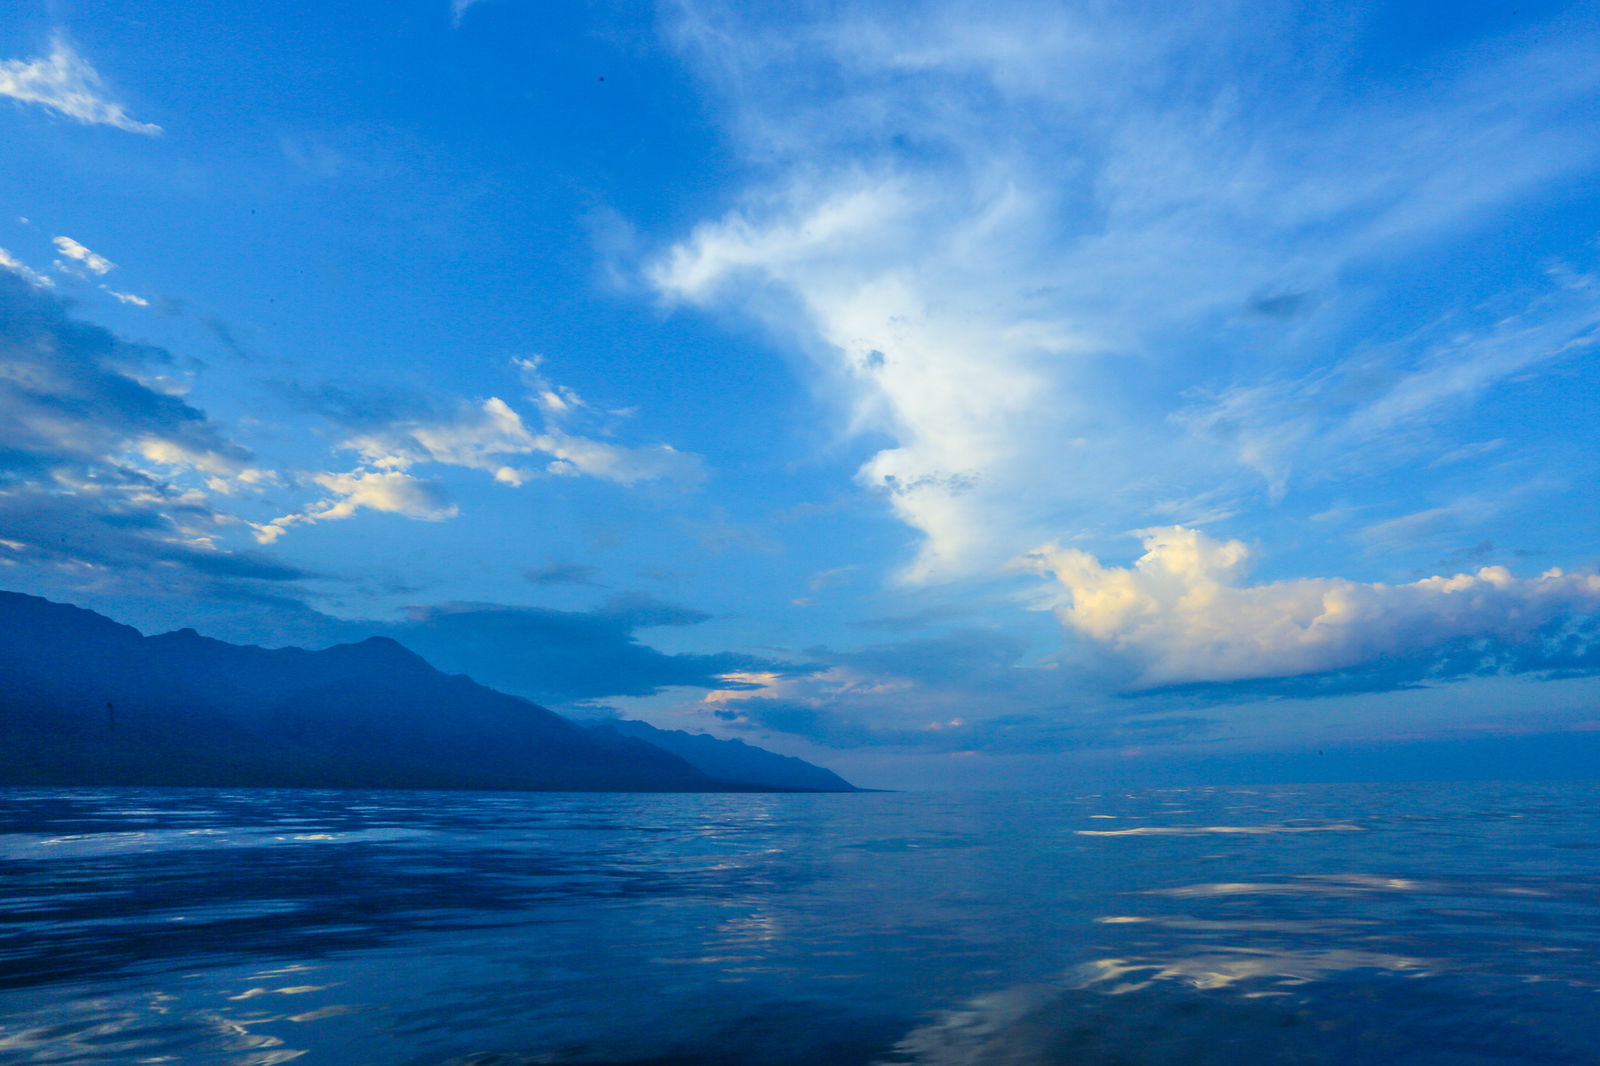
0;36;161;135
653;0;1600;583
1173;282;1600;500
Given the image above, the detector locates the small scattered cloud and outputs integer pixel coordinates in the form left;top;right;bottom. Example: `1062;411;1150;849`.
102;288;147;306
683;510;782;554
808;565;857;591
594;591;714;629
1443;539;1497;565
451;0;491;28
278;134;354;180
524;562;603;586
1245;290;1314;318
850;603;974;632
0;36;162;135
201;317;250;360
638;566;695;582
52;236;114;275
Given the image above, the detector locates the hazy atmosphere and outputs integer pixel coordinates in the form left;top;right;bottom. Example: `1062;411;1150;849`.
4;0;1600;789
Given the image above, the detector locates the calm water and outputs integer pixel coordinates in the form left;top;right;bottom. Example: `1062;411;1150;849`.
2;783;1600;1065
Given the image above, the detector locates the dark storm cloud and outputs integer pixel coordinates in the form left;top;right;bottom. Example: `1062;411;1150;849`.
384;593;800;703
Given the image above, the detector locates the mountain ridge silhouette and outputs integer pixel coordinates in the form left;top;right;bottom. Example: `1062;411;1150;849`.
0;590;857;793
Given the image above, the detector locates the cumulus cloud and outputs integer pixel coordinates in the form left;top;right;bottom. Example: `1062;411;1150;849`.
0;37;162;135
687;520;1600;753
1020;526;1600;687
653;0;1600;581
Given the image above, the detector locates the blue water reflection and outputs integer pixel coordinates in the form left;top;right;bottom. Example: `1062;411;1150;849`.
2;783;1599;1064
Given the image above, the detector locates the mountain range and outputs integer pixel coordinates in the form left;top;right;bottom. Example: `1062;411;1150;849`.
0;591;857;793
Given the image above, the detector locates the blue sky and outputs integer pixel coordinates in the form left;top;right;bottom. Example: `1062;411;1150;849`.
3;0;1600;788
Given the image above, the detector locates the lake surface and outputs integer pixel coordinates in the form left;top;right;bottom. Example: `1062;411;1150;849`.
3;782;1600;1065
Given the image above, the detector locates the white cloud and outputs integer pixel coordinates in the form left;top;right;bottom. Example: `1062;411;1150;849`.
52;236;115;275
535;428;702;485
0;37;162;135
809;565;858;591
259;470;457;541
308;470;456;520
259;371;704;543
102;288;148;306
341;394;704;489
344;397;542;485
133;436;252;479
1020;526;1600;686
653;1;1600;582
0;247;53;288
